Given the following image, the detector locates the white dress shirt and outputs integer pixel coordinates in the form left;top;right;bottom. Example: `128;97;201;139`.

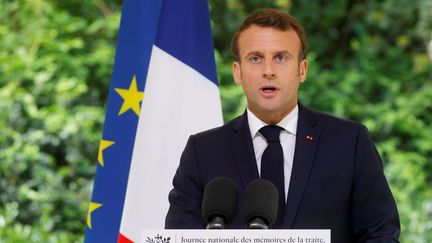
246;105;298;201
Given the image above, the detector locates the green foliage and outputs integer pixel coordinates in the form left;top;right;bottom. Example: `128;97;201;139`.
0;0;121;240
293;1;432;241
0;0;431;241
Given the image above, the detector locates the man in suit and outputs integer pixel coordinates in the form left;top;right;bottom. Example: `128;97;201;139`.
165;9;400;242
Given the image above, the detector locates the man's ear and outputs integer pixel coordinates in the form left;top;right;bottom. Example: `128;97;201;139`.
299;59;308;83
233;61;242;85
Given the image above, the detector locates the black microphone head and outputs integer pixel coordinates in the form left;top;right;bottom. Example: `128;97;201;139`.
202;177;239;224
244;179;279;228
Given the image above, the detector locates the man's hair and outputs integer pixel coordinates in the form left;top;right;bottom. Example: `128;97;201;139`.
231;9;308;62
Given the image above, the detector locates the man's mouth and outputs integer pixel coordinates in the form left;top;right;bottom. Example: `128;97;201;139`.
261;87;277;93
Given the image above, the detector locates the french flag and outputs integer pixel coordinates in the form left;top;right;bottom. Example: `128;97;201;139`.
85;0;223;242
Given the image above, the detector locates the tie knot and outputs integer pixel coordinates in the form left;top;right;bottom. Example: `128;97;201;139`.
259;125;283;142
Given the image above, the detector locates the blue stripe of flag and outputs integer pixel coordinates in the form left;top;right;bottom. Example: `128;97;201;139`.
155;0;218;85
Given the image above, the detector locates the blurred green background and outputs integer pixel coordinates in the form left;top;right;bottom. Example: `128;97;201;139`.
0;0;431;242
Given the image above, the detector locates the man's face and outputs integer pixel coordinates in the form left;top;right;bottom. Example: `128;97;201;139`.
233;25;308;124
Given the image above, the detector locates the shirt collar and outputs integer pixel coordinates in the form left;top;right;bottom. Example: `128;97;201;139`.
247;104;299;138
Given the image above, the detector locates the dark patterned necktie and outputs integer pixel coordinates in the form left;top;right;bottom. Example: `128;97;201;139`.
259;125;285;227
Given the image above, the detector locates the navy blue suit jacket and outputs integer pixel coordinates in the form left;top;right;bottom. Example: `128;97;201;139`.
165;105;400;242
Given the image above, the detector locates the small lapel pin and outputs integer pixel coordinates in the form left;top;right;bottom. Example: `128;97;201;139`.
306;135;314;141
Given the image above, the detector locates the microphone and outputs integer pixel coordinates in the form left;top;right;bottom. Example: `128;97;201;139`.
202;177;239;229
244;179;279;229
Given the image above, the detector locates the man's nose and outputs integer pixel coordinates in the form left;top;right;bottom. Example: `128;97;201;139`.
262;61;276;80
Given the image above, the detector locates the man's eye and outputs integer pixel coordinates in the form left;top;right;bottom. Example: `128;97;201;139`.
275;55;287;62
250;56;262;63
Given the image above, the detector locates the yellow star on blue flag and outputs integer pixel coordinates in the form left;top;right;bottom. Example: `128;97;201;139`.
87;202;103;229
98;139;115;167
115;75;144;116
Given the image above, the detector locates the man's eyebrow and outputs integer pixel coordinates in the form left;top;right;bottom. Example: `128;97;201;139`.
245;51;263;58
244;50;295;58
275;50;294;58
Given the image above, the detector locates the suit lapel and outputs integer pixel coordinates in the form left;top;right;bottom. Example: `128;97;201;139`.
283;104;321;227
229;112;259;188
